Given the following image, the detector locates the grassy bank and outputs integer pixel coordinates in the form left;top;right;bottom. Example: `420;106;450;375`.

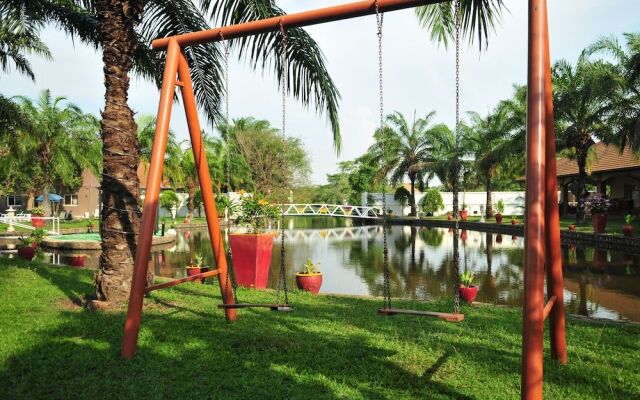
1;259;639;399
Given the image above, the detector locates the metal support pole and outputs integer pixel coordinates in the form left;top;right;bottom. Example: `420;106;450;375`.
122;39;181;359
542;0;567;365
522;0;546;398
177;51;237;321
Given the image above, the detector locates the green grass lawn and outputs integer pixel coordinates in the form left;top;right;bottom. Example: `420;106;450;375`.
1;259;639;399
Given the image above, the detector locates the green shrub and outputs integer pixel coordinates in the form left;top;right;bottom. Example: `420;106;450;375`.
421;189;444;215
159;190;180;214
494;199;505;214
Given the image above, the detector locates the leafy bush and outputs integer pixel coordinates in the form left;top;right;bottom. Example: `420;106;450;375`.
394;187;411;205
235;194;280;233
29;207;45;216
421;189;444;215
159;190;180;214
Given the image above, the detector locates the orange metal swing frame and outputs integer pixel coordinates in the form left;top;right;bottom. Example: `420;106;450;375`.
121;1;567;399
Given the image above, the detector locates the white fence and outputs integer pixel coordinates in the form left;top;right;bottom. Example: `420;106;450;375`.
0;214;60;235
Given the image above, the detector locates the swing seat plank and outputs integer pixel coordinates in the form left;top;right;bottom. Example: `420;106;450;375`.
218;304;293;312
145;269;221;293
378;308;464;322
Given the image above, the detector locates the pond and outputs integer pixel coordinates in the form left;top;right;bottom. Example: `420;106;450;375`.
5;217;640;322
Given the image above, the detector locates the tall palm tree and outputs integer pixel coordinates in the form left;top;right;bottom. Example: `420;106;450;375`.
553;52;622;223
465;105;515;217
16;89;101;216
587;33;640;152
370;111;447;216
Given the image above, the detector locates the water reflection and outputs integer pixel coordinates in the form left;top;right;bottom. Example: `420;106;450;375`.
8;222;639;322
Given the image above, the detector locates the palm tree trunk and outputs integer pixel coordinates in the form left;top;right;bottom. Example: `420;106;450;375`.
485;174;493;218
187;181;196;219
94;0;146;303
576;152;588;224
409;176;416;216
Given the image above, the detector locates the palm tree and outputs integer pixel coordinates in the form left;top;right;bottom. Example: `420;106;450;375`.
465;105;515;217
370;111;447;216
16;89;101;216
553;52;622;223
587;33;640;152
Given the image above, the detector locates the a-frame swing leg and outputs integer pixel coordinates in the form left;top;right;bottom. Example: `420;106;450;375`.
122;39;181;359
176;51;237;321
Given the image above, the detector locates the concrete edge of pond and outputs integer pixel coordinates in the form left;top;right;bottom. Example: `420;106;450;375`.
389;218;640;254
41;234;175;250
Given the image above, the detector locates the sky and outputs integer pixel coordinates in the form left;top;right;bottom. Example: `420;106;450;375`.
3;1;640;184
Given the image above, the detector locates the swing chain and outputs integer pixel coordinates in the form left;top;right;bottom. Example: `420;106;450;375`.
452;0;462;316
275;22;290;307
375;1;391;310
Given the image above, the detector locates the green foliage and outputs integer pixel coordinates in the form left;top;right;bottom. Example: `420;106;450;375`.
19;228;46;247
300;258;320;274
215;193;237;216
421;189;445;215
193;253;204;268
460;270;475;286
29;207;45;216
159;190;180;214
235;194;280;234
394;186;411;205
625;214;635;225
494;199;505;214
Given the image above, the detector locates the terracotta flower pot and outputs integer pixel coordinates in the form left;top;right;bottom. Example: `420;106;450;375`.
447;214;453;221
568;224;576;231
295;272;323;294
31;217;45;228
69;255;85;267
495;213;503;224
511;219;517;225
622;225;633;237
591;213;607;234
229;233;274;289
459;210;468;221
458;285;478;303
17;245;36;261
186;267;201;277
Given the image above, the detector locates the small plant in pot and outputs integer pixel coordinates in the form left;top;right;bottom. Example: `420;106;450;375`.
186;255;202;277
588;193;610;234
457;270;478;304
494;200;505;224
622;214;635;237
17;229;46;261
296;258;323;294
568;224;576;231
447;212;453;221
30;207;46;228
459;204;469;221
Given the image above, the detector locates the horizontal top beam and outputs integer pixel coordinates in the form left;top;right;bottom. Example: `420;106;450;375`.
151;0;444;50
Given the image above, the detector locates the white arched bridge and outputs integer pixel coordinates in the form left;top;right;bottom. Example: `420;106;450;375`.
281;204;381;219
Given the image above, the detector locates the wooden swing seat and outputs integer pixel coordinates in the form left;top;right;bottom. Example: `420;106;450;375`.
218;303;294;312
378;308;464;322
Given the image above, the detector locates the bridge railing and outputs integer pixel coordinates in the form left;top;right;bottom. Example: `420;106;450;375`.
281;204;382;219
0;214;60;235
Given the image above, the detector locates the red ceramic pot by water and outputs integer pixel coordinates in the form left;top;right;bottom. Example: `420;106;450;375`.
69;255;85;267
17;245;36;261
568;224;576;231
496;234;503;243
31;217;45;228
592;213;607;234
460;230;468;241
459;210;468;221
622;225;633;237
229;233;274;289
495;213;503;224
296;273;323;294
186;267;201;277
511;219;517;225
458;285;478;303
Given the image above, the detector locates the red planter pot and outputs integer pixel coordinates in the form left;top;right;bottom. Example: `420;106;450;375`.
458;285;478;303
460;230;468;241
69;255;85;267
568;224;576;231
229;233;274;289
186;267;201;277
496;234;503;244
447;214;453;221
459;210;468;221
622;225;633;237
295;273;323;294
31;217;45;228
495;213;503;224
17;245;36;261
511;219;517;225
592;213;607;234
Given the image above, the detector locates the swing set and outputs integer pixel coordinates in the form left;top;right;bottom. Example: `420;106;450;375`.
122;1;567;398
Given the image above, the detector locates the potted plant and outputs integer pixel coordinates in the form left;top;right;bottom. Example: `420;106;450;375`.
458;270;478;303
30;207;46;228
496;233;503;244
511;218;518;225
459;204;469;221
589;193;610;234
494;200;505;224
568;224;576;231
447;212;453;221
69;254;86;267
186;256;201;277
86;220;96;233
295;258;323;294
17;229;46;261
229;194;280;289
622;214;634;237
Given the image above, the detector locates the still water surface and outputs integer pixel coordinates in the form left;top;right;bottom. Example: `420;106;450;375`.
17;217;640;322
